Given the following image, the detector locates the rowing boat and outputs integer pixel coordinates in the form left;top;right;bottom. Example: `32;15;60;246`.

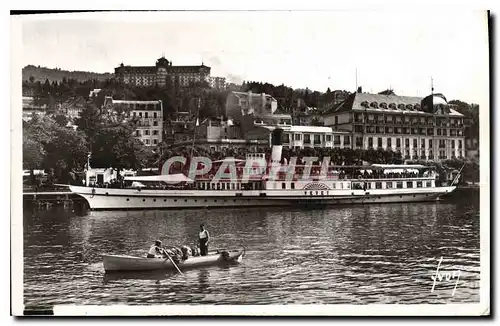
103;248;245;272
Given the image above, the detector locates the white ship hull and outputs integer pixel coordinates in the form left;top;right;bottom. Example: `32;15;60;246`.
69;185;456;210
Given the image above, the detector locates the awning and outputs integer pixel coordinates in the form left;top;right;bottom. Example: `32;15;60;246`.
371;164;427;169
124;174;194;183
212;157;246;164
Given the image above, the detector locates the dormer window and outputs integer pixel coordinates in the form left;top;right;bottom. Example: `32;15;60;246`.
406;104;413;110
388;103;396;109
361;101;369;108
414;104;421;111
397;104;405;110
370;102;378;108
380;102;388;109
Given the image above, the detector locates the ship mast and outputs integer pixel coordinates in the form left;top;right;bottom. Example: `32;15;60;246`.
189;97;200;159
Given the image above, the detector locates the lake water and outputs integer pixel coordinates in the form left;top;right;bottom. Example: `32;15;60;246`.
22;189;480;308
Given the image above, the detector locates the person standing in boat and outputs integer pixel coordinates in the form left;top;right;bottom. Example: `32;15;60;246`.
147;240;165;258
199;224;210;256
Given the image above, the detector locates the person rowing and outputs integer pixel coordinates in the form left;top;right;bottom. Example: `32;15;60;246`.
147;240;166;258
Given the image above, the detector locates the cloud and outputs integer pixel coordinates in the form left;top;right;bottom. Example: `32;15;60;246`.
226;73;244;84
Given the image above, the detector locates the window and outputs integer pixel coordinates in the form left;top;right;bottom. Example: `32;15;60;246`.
405;138;409;147
429;139;433;148
396;181;403;189
144;130;150;135
291;183;295;189
407;181;413;188
356;137;363;146
396;138;401;147
135;130;140;136
154;112;157;118
145;139;150;145
458;140;463;149
368;137;373;147
282;183;286;189
139;112;143;118
378;137;382;148
426;181;432;187
334;135;341;144
417;181;423;188
153;130;159;135
413;139;417;148
451;140;455;148
295;134;301;141
387;138;392;148
344;135;350;145
153;121;158;126
326;135;332;142
386;182;393;189
335;116;339;125
153;139;158;145
375;182;382;189
145;112;149;118
304;134;311;144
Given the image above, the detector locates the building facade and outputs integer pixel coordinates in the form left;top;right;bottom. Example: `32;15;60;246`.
225;91;279;119
22;96;47;121
244;125;351;150
114;57;211;88
323;91;465;161
209;76;227;90
103;97;163;147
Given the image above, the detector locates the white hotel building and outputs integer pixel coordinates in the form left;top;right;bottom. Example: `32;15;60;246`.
103;97;163;147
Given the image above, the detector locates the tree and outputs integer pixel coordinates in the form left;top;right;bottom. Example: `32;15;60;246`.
54;114;69;127
23;115;88;183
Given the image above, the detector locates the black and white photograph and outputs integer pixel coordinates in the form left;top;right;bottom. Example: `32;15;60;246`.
10;6;490;317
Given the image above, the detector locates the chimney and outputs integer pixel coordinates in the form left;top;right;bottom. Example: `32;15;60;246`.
357;86;362;93
261;93;266;113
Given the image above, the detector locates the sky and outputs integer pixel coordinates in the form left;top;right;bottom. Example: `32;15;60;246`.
17;11;489;105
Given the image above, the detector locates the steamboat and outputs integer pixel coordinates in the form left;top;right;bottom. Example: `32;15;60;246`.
68;145;459;210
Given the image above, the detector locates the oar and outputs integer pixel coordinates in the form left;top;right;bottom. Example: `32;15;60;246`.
162;249;184;276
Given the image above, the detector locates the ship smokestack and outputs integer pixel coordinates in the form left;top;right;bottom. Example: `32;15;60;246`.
271;128;283;163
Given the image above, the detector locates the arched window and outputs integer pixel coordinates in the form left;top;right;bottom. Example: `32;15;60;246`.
370;102;378;108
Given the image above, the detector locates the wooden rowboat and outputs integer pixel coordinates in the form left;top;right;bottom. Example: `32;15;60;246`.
103;248;245;272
